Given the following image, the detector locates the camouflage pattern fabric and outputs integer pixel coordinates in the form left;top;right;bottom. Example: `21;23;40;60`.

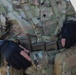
25;50;59;75
0;0;76;75
7;0;67;42
55;47;76;75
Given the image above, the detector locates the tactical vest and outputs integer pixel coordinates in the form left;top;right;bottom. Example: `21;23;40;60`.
0;0;76;75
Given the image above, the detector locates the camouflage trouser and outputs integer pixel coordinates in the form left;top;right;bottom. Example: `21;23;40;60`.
25;50;59;75
0;60;24;75
0;63;53;75
0;50;59;75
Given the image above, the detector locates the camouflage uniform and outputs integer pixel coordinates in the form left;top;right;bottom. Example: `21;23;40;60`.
0;0;75;75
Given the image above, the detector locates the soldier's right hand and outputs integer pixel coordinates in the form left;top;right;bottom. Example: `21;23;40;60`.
0;40;32;70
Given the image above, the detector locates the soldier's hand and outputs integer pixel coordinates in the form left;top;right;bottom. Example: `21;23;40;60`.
19;45;31;61
61;38;66;47
0;40;32;70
